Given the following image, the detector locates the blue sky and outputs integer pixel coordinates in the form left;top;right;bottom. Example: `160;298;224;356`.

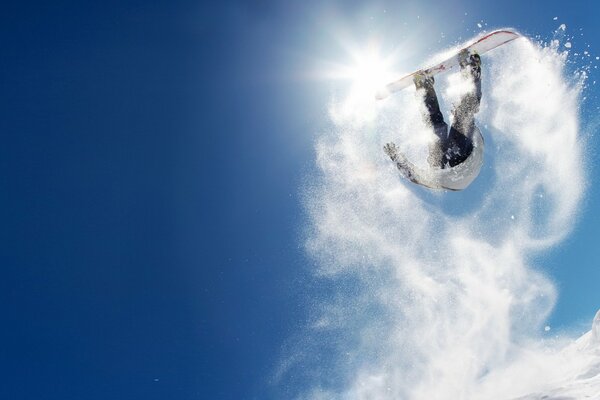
1;1;599;399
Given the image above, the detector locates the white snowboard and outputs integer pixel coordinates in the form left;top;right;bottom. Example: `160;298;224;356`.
375;29;521;100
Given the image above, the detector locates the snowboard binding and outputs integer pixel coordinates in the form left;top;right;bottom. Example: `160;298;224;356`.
458;49;481;79
413;72;435;90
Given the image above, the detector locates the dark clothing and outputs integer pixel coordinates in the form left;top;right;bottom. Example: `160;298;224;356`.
419;73;482;169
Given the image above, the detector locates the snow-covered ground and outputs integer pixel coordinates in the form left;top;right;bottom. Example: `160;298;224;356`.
514;310;600;400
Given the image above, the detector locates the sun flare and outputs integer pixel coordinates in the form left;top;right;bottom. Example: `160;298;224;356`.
342;45;396;100
327;43;398;123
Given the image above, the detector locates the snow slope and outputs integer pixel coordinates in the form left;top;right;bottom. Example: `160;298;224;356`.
513;310;600;400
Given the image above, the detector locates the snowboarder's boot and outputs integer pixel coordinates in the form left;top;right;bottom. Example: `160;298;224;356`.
458;49;481;80
413;72;435;90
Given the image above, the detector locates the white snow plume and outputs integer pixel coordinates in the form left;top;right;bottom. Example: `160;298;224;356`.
297;37;592;399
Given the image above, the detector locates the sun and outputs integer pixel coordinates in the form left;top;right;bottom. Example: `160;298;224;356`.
345;46;396;100
326;42;398;123
328;42;397;102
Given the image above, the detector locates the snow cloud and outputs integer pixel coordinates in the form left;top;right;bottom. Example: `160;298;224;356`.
289;36;597;399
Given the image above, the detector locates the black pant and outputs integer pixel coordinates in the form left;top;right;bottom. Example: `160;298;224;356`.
420;75;481;168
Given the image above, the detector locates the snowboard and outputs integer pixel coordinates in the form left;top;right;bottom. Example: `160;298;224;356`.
375;29;521;100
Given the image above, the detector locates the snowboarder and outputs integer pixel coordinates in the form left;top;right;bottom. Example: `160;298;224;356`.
383;50;484;191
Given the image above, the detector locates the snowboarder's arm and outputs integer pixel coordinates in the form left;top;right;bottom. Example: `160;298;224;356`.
383;142;400;162
383;142;421;184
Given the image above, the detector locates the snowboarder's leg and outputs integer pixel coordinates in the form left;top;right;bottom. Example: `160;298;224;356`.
447;52;481;167
414;73;448;168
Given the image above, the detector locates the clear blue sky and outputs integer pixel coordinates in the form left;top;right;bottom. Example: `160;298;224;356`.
1;1;598;399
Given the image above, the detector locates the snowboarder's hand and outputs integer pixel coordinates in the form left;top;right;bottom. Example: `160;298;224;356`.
383;142;398;161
